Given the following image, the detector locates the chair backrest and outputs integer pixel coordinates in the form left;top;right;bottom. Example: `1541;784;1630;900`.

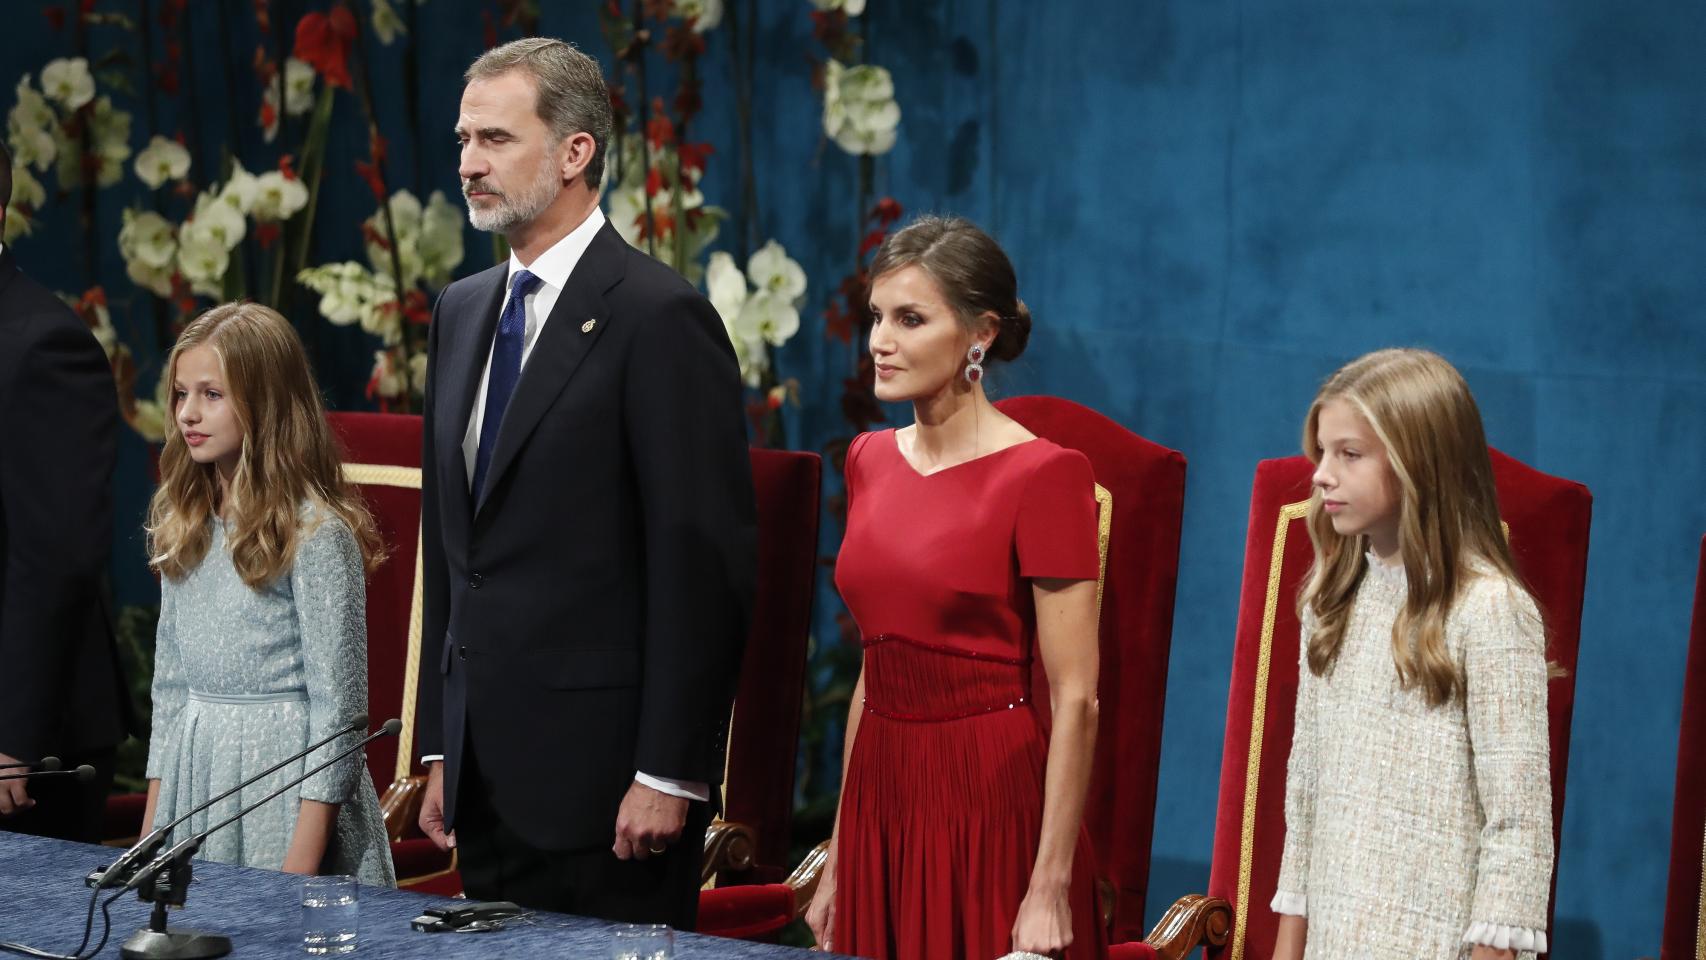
326;411;426;796
1204;451;1592;960
722;448;823;880
1659;534;1706;960
995;396;1189;941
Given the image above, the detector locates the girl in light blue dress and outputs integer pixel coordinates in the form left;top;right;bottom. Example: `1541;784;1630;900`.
141;302;395;886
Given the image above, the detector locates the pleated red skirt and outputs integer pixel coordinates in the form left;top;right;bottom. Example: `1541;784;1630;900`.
834;636;1106;960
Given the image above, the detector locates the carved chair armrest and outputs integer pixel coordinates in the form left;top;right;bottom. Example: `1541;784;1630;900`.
783;839;833;921
1143;893;1232;960
702;818;759;887
379;774;428;843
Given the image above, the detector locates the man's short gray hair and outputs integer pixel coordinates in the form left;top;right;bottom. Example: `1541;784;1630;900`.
466;38;613;189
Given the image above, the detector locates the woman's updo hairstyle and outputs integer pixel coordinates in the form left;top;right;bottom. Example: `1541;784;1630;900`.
868;215;1032;364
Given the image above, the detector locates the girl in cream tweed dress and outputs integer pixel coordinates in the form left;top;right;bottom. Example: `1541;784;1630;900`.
1272;349;1553;960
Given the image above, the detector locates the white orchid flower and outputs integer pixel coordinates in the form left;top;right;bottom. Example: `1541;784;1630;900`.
746;240;806;304
822;60;900;156
177;230;230;298
118;209;178;269
251;170;309;222
705;251;748;330
736;290;801;349
39;58;95;111
673;0;723;31
188;191;248;250
134;136;191;189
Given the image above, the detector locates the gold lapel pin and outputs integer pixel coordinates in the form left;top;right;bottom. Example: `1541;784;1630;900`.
581;318;597;334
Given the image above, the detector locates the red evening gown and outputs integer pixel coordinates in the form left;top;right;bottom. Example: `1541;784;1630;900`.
832;428;1107;960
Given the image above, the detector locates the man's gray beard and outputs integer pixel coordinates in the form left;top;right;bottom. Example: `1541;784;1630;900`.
464;153;561;234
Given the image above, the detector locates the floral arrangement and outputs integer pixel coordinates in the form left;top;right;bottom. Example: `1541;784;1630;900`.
5;57;133;242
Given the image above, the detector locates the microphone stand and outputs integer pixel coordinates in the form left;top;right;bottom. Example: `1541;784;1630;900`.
91;714;369;892
116;720;400;960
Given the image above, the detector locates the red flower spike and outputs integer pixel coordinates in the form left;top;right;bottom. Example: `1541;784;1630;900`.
677;141;712;175
403;290;431;326
255;223;281;249
155;65;180;96
870;197;903;227
253;0;270;33
858;229;886;259
644;167;663;198
258;100;277;133
278;155;298;180
43;7;64;30
354;159;386;202
360;222;390;251
646;107;673;149
293;10;353;90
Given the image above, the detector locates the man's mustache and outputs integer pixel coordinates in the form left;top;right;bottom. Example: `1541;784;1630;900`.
462;179;504;200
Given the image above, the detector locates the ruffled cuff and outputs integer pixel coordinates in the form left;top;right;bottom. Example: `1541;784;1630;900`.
1269;890;1307;917
1462;922;1547;953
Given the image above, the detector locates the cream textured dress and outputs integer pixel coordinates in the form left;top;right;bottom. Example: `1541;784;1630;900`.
146;510;395;886
1272;555;1552;960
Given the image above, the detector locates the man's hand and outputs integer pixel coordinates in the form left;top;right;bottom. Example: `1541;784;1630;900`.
0;752;33;817
612;780;687;861
418;761;455;851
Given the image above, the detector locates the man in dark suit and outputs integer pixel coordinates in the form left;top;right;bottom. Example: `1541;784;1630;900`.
0;141;127;842
413;39;756;928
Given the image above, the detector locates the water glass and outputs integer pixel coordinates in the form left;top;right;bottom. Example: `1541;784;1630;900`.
300;875;358;954
609;922;674;960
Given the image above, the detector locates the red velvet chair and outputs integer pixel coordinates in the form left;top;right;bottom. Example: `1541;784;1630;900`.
734;400;1190;945
696;449;823;940
1123;450;1592;960
326;412;462;895
1656;534;1706;960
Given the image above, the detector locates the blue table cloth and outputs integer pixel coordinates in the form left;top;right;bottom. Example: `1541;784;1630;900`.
0;832;840;958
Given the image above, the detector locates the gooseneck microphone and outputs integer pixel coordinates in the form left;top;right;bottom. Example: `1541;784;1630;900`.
93;712;370;890
126;718;404;893
0;765;94;784
0;756;60;772
111;720;401;960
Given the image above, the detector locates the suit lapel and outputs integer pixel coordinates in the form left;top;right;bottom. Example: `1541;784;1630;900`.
474;222;627;515
434;263;507;521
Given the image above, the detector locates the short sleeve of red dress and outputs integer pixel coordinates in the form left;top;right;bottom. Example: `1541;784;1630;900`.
1015;445;1100;580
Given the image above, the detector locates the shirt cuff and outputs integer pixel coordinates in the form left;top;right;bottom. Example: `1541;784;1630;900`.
1462;922;1547;953
420;755;444;764
635;772;711;803
1270;890;1307;917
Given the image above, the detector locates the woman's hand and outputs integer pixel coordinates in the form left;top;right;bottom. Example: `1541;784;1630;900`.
1469;947;1516;960
804;856;837;951
1010;879;1073;956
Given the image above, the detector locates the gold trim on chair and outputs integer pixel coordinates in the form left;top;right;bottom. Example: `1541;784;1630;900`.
339;463;426;783
1231;498;1310;960
1094;483;1113;620
1696;817;1706;960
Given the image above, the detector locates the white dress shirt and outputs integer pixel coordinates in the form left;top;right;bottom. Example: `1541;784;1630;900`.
423;206;709;805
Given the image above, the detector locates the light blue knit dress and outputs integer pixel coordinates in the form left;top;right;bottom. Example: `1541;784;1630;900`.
145;509;395;887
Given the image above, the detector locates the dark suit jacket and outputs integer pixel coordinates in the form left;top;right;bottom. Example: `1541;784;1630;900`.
0;247;126;762
414;220;757;851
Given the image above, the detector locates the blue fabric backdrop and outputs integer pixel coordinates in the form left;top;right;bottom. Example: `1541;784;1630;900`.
4;3;1702;956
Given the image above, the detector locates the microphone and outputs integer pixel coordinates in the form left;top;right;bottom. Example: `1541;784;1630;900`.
0;755;60;771
0;764;94;784
125;718;402;895
92;712;370;890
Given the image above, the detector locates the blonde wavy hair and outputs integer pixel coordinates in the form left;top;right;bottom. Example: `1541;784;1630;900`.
147;302;382;588
1299;348;1532;707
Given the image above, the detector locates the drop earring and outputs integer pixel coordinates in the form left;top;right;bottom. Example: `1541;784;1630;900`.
964;343;986;384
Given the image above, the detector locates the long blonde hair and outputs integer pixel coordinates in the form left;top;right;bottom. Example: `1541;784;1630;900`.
148;302;382;587
1299;348;1530;706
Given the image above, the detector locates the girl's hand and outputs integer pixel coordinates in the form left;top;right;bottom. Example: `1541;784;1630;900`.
280;847;320;876
804;857;837;950
1470;948;1516;960
1010;880;1073;956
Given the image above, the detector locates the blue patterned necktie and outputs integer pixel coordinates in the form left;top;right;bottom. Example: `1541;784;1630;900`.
471;268;541;502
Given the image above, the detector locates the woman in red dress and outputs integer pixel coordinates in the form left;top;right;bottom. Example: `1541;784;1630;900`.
805;216;1105;960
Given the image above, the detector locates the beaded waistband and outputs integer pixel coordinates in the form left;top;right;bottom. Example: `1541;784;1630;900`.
188;689;310;705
